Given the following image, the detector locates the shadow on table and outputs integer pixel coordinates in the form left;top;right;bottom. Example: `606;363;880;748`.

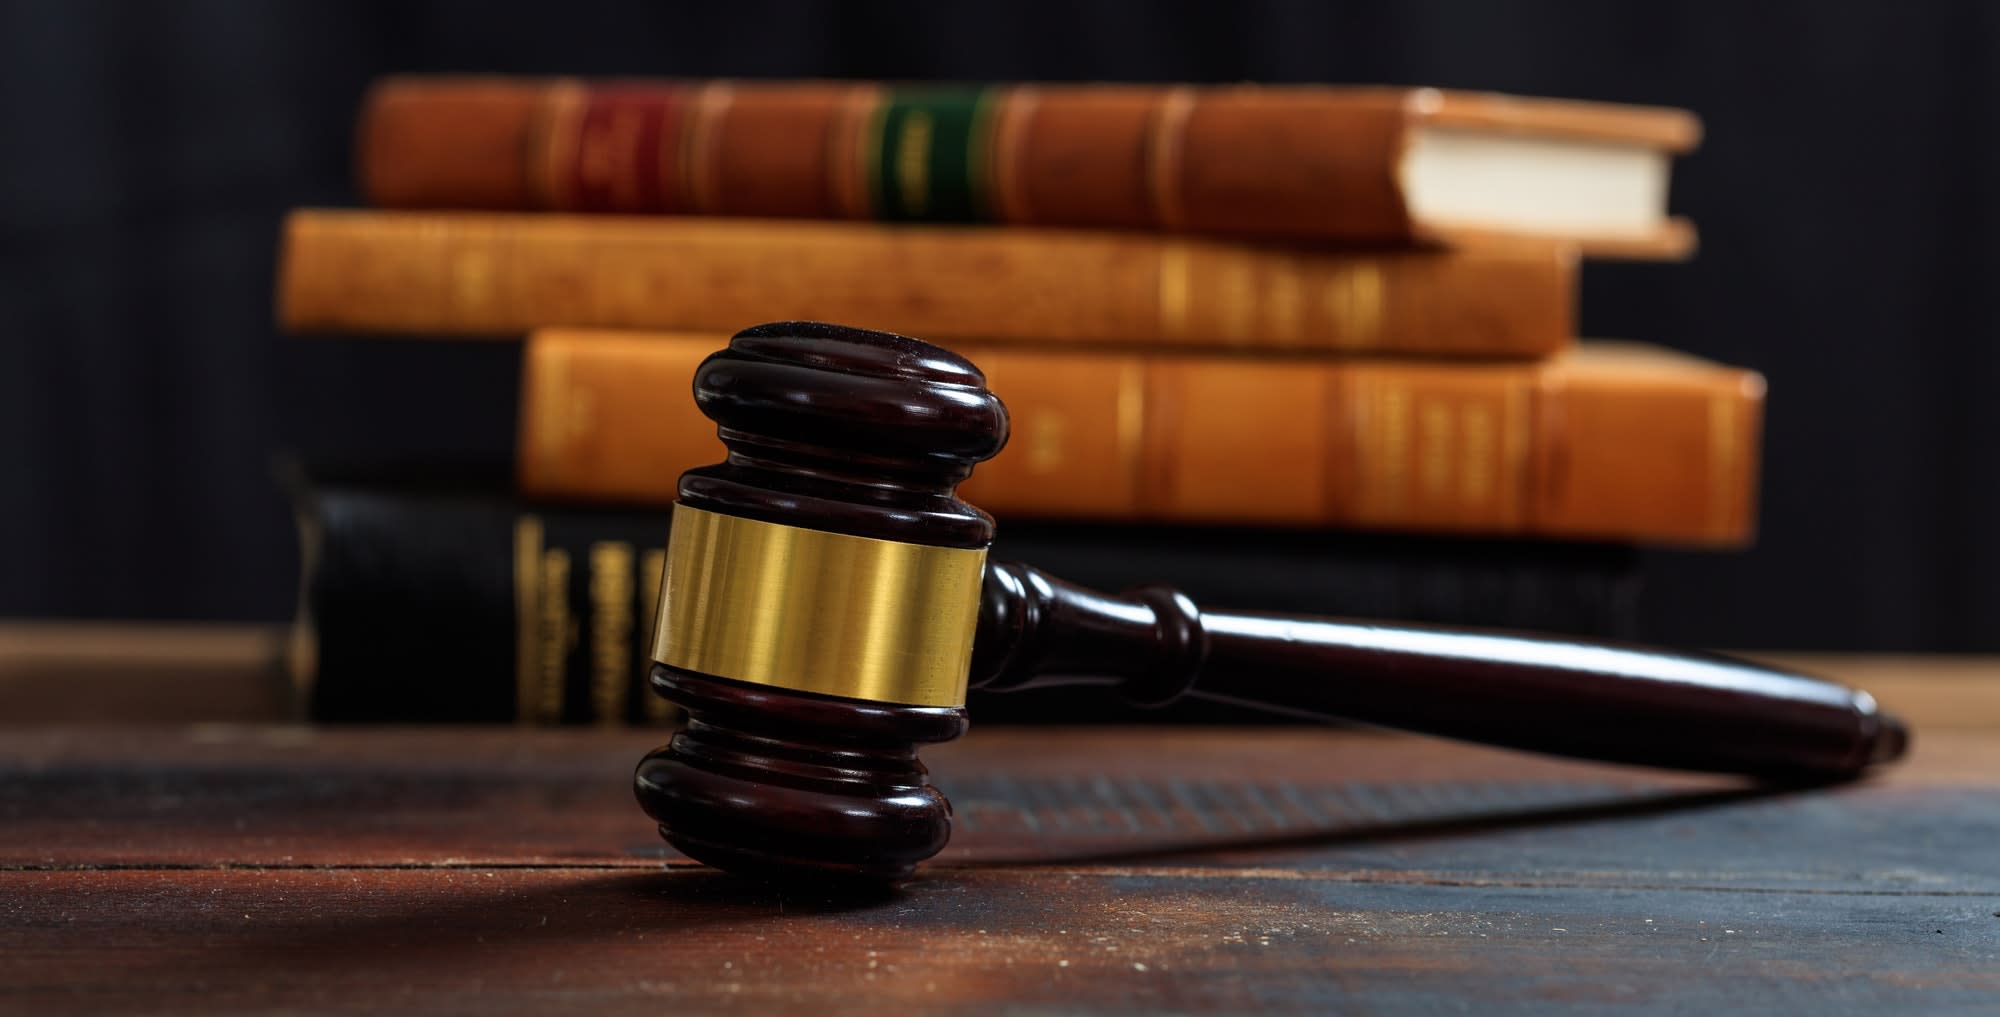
934;771;1807;867
118;777;1820;996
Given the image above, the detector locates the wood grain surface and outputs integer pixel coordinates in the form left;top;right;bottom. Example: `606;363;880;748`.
4;725;1998;1014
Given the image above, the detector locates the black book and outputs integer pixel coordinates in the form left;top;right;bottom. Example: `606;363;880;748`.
296;485;1644;726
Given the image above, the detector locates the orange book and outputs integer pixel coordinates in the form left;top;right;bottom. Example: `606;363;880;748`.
276;210;1575;358
519;329;1763;547
360;76;1698;258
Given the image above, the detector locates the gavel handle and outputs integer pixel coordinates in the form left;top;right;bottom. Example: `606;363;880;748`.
972;561;1908;781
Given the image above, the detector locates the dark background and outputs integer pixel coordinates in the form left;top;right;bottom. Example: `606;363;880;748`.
2;0;1992;649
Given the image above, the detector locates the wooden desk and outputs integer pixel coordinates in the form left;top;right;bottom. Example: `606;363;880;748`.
4;723;1997;1014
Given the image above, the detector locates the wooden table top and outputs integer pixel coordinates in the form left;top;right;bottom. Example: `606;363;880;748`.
5;720;1998;1015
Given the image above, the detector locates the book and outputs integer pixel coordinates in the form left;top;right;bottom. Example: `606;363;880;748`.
517;329;1765;546
294;484;1643;726
358;76;1698;258
275;209;1577;358
299;484;677;726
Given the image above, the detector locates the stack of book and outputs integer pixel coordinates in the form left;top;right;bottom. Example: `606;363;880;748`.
276;76;1752;725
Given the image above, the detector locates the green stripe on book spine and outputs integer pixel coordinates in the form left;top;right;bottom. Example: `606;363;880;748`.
869;87;999;222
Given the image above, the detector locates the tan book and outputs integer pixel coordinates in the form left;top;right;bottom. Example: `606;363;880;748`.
276;210;1576;358
518;329;1764;547
359;76;1698;258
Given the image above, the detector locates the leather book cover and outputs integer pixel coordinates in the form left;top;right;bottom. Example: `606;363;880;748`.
276;209;1576;358
358;76;1698;258
516;329;1761;546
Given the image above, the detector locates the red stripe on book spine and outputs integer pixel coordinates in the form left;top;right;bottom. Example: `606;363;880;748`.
563;85;691;213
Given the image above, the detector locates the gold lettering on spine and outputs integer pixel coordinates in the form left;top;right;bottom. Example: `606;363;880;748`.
513;515;544;725
1025;412;1068;472
446;228;495;320
589;541;636;726
1374;383;1411;516
1117;361;1147;503
895;111;934;215
1324;263;1386;349
638;547;675;723
1157;243;1192;341
536;548;573;725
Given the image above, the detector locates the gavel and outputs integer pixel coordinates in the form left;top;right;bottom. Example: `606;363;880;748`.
633;322;1908;885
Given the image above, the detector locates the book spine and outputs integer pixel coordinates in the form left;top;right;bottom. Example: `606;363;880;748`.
275;209;1575;357
304;488;679;725
517;330;1761;546
358;78;1417;242
1527;357;1766;544
299;486;1644;725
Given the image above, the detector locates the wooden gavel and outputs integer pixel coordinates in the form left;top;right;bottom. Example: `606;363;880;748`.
633;322;1907;885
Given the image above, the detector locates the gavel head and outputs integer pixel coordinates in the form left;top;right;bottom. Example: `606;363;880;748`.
633;322;1009;885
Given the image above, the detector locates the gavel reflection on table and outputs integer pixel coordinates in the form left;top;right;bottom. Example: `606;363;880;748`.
633;322;1907;885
